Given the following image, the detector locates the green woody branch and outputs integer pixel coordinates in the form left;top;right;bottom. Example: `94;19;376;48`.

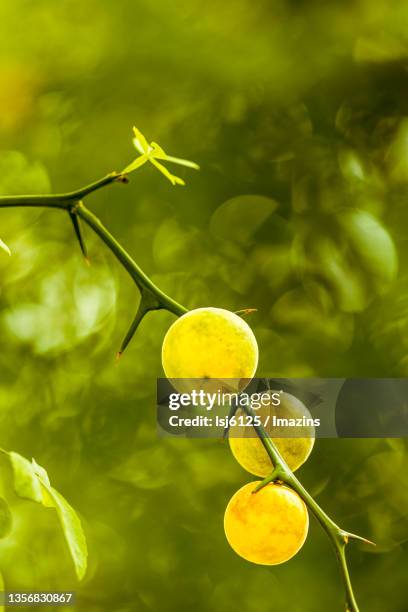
0;161;372;611
245;404;374;612
0;172;187;353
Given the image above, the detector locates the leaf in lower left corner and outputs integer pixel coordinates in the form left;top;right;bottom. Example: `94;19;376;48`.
9;452;43;503
8;451;88;580
40;484;88;581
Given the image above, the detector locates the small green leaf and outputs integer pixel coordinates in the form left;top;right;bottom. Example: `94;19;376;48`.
9;452;43;503
149;157;185;186
151;143;199;169
31;458;51;487
122;126;198;185
122;153;149;175
160;154;199;169
0;497;12;538
133;127;150;154
40;484;88;581
8;451;87;580
0;238;11;256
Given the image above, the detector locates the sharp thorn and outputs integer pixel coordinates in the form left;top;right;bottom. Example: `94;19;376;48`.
235;308;258;317
69;211;88;261
344;532;376;547
118;301;151;355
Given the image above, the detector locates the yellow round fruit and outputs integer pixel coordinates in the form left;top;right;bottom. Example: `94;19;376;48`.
224;481;309;565
161;307;258;386
229;391;315;477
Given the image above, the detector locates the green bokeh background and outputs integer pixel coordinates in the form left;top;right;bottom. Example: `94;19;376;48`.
0;1;407;610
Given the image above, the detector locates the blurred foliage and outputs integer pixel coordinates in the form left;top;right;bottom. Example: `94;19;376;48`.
0;1;407;611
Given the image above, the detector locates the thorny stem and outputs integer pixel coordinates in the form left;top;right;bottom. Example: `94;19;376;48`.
0;171;371;611
243;403;374;612
0;173;122;207
75;203;186;317
0;172;187;350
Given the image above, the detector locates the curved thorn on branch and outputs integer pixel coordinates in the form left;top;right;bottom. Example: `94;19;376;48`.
117;292;162;357
69;207;89;264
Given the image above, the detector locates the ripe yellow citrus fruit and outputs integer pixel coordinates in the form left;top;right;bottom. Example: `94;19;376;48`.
224;481;309;565
161;307;258;387
229;391;315;476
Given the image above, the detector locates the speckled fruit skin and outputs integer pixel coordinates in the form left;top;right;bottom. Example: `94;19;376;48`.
161;307;258;382
229;392;315;477
224;481;309;565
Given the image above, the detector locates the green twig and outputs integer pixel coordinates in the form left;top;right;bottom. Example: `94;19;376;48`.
0;172;187;352
0;173;122;208
243;403;374;612
75;203;186;317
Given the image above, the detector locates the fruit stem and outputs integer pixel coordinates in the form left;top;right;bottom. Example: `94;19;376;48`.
242;403;370;612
